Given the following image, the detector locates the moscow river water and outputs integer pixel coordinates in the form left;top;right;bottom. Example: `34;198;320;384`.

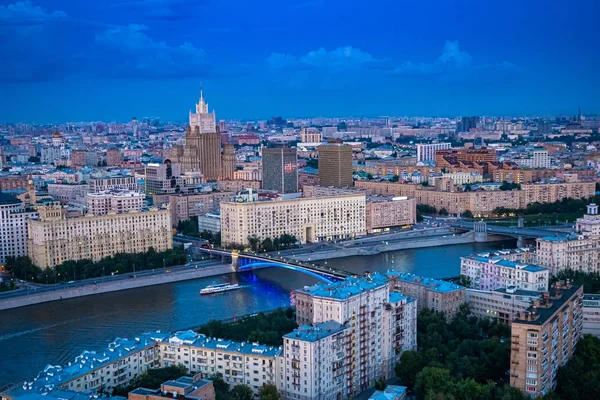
0;240;515;386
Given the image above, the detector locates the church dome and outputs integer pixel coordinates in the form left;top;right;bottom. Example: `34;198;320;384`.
52;130;63;139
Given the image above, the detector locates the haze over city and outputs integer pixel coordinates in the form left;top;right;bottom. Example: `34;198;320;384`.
1;0;600;123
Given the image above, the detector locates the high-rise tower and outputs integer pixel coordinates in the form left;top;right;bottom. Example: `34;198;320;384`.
221;143;236;181
181;89;222;181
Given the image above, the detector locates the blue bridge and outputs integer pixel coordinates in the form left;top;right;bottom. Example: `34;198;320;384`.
197;248;350;283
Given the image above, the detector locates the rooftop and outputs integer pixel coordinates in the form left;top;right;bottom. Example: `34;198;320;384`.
369;385;407;400
514;282;582;326
296;272;389;300
283;321;346;343
467;255;548;273
386;271;464;293
0;192;21;205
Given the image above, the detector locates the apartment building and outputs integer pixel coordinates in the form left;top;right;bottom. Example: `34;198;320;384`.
160;330;280;395
220;194;366;246
416;143;451;162
27;203;172;268
47;183;89;206
290;273;417;398
317;145;353;188
582;294;600;337
460;254;550;292
512;148;550;169
434;148;496;165
168;192;233;227
0;333;166;399
493;169;534;184
522;181;595;205
536;233;600;275
366;197;416;233
466;287;541;324
509;282;583;397
86;189;146;216
216;180;261;193
0;193;37;264
385;272;465;320
89;174;137;192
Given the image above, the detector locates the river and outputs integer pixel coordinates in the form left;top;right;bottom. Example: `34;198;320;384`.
0;240;515;386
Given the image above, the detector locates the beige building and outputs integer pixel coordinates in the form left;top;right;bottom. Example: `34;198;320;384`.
179;91;222;181
356;181;595;216
220;194;366;246
509;282;583;397
87;189;146;216
47;183;89;205
386;272;465;320
216;180;261;193
366;197;416;233
168;192;233;227
300;128;322;143
318;145;353;187
221;143;236;180
28;203;172;268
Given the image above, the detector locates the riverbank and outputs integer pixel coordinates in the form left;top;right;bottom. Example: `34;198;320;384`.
289;232;511;262
0;264;236;311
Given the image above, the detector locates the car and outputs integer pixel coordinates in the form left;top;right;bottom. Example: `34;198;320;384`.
127;275;134;278
165;269;171;273
67;280;75;284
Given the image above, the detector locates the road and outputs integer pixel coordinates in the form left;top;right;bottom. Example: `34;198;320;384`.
450;221;566;238
0;259;225;300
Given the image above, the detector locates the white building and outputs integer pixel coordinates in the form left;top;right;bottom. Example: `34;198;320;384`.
536;232;600;275
461;254;550;292
0;193;37;263
513;148;550;169
86;189;146;216
289;273;417;399
416;143;451;163
197;212;221;233
220;194;366;246
47;183;89;206
575;203;600;237
583;294;600;337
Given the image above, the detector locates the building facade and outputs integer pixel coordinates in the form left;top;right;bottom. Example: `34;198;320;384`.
318;145;353;188
180;91;222;181
168;192;233;227
460;255;550;292
221;143;236;181
290;273;417;399
262;147;298;193
86;189;146;216
416;143;451;162
509;282;583;397
47;183;89;206
582;294;600;337
466;287;541;324
27;203;172;268
386;272;465;320
0;193;37;264
89;175;137;193
220;194;366;246
365;197;416;233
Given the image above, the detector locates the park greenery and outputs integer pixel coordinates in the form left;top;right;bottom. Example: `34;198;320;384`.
551;270;600;294
112;365;188;396
395;305;528;400
5;247;186;284
247;234;298;252
550;335;600;400
197;308;297;347
493;196;600;221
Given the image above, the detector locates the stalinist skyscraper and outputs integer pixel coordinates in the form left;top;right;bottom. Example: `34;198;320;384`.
180;90;222;181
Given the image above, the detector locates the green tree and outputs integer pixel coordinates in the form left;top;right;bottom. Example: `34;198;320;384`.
210;373;232;400
261;238;275;252
112;365;187;396
554;335;600;400
415;367;454;400
395;351;425;388
421;180;429;187
231;385;254;400
461;210;474;218
258;384;280;400
337;121;347;131
439;208;448;216
389;175;400;182
374;377;387;390
247;235;260;251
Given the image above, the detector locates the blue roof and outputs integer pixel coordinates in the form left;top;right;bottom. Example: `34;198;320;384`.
283;321;346;343
540;233;580;242
369;385;407;400
297;273;389;300
389;292;407;303
386;271;464;293
467;254;548;273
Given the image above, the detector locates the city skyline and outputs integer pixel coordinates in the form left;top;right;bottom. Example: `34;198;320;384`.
1;0;599;123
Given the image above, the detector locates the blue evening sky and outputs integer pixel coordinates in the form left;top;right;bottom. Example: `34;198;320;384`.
0;0;598;123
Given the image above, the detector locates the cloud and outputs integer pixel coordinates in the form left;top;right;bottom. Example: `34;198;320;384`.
110;0;207;21
95;24;212;78
0;1;66;26
266;46;388;72
391;40;518;83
